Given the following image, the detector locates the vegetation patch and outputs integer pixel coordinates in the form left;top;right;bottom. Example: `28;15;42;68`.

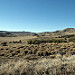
1;42;7;46
69;38;75;42
27;39;67;44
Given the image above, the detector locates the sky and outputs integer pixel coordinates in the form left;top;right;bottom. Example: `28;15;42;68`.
0;0;75;33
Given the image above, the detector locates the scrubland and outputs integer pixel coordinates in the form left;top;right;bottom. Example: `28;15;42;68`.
0;42;75;58
0;36;75;75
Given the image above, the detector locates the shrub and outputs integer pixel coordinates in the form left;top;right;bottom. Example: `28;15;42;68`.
12;40;22;43
32;49;38;54
0;48;4;50
17;46;24;49
0;53;4;56
24;50;28;55
12;52;16;56
36;51;44;56
1;42;7;46
27;40;33;44
18;40;22;43
36;51;50;56
69;38;75;42
27;39;67;44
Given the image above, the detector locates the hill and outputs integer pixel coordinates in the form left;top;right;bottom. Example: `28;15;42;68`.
38;28;75;37
0;28;75;37
0;31;37;37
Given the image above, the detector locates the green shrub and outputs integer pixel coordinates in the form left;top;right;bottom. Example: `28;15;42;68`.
27;39;67;44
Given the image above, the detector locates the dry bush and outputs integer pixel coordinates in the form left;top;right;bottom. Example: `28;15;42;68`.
0;53;5;56
36;50;50;56
17;46;25;49
1;42;7;46
0;42;75;58
36;51;44;56
23;50;28;55
31;49;38;54
12;52;16;56
11;50;20;57
44;50;50;56
10;50;14;53
0;48;4;50
10;40;22;43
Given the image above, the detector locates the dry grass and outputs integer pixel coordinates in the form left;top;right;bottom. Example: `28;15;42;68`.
0;43;75;58
0;55;75;75
0;36;37;42
0;36;75;75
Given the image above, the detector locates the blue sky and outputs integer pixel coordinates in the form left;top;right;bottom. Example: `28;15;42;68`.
0;0;75;33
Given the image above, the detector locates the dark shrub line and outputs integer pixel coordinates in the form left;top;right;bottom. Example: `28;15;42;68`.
27;39;67;44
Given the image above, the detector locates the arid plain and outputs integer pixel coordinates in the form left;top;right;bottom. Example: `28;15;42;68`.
0;28;75;75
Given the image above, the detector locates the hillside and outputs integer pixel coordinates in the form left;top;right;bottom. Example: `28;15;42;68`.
0;31;16;37
0;31;37;37
38;28;75;37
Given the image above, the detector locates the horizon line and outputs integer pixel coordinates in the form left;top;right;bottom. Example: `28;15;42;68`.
0;27;75;33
